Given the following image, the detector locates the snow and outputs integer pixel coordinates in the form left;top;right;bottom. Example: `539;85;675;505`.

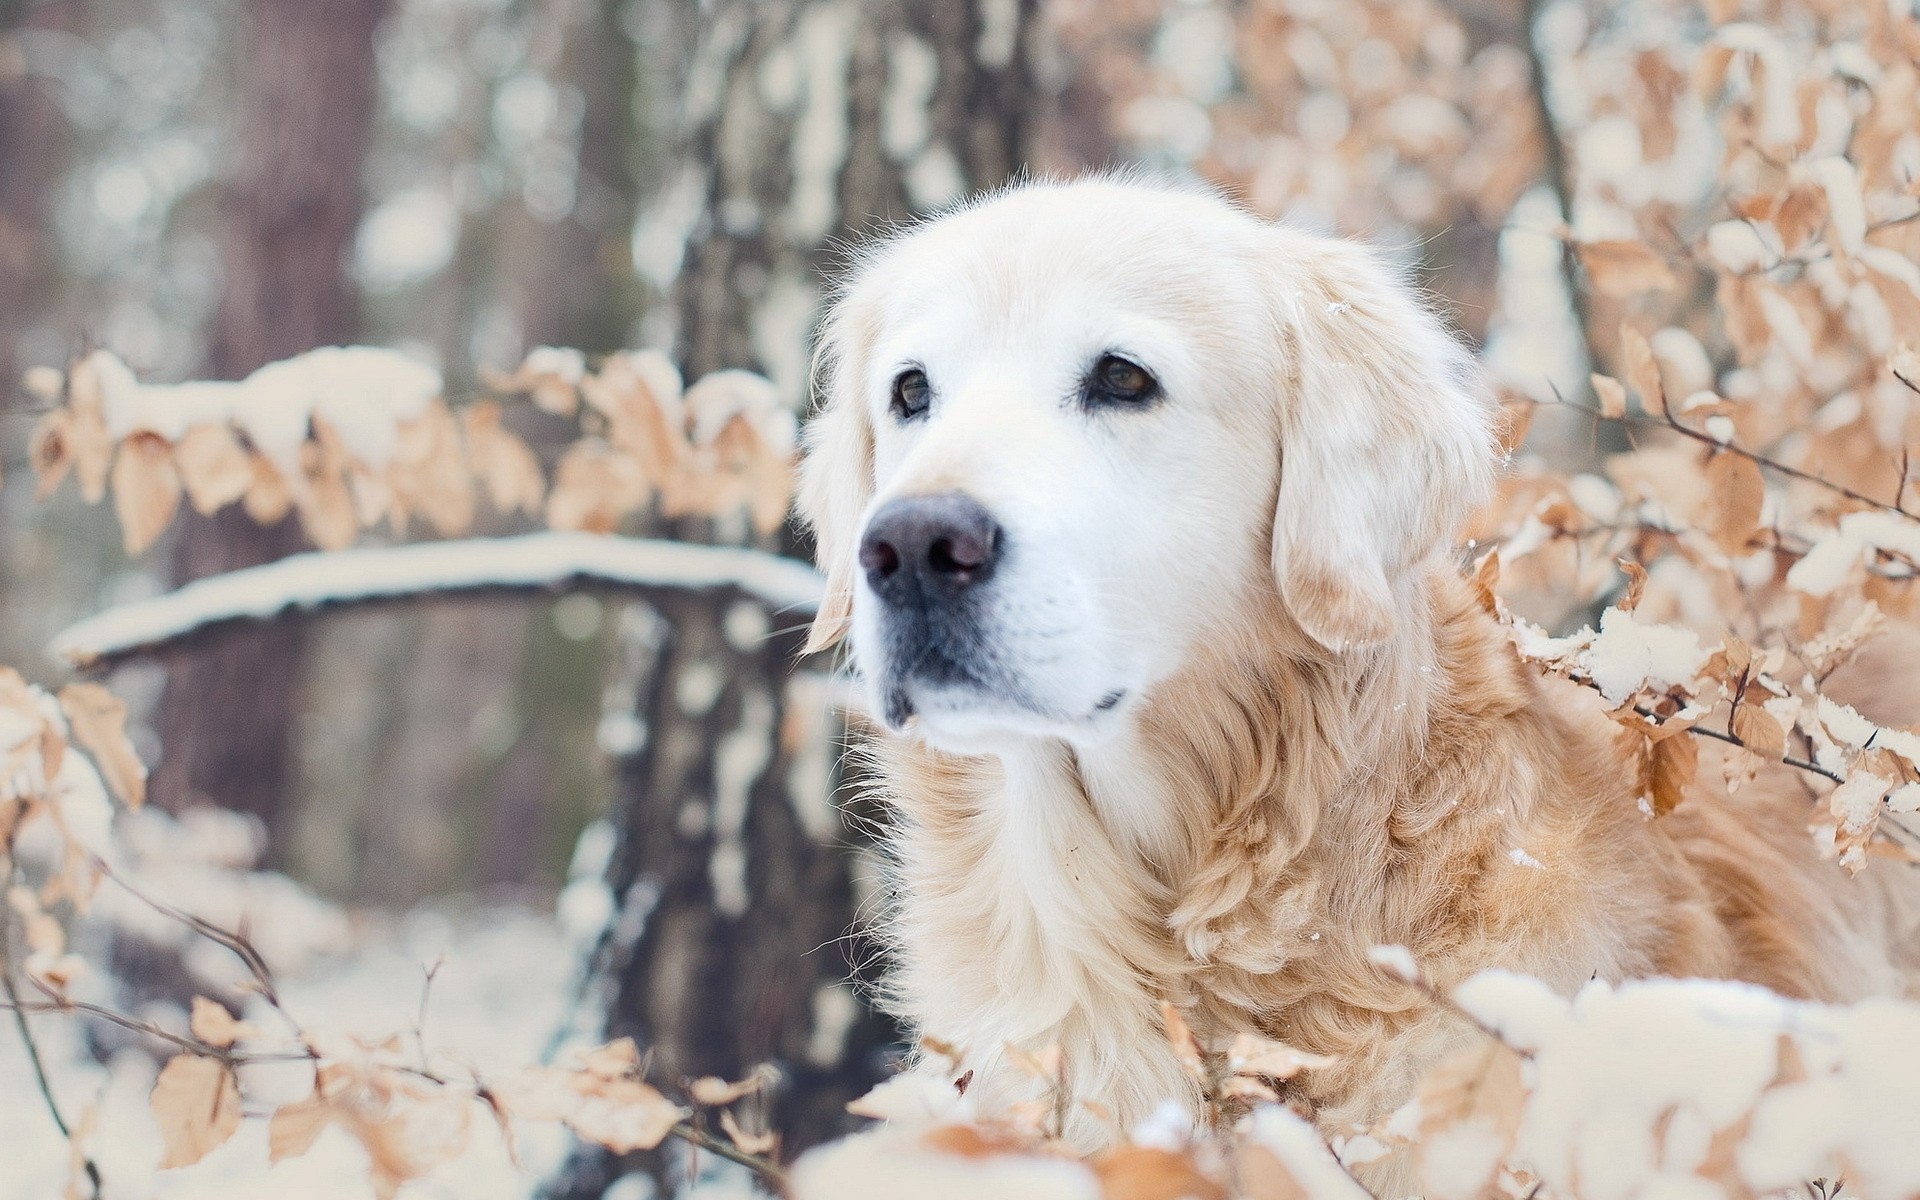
1239;1106;1374;1200
1788;510;1920;596
1451;971;1920;1200
0;819;578;1200
1584;607;1707;705
90;346;441;471
49;533;824;667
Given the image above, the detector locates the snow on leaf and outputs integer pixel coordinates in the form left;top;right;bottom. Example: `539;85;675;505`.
1585;607;1708;706
150;1053;243;1170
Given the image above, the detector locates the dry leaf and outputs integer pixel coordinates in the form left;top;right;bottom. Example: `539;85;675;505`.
1578;239;1679;297
189;996;257;1049
151;1054;243;1169
1641;729;1700;816
1158;1002;1207;1082
58;682;145;808
1095;1145;1227;1200
1730;702;1787;760
1618;559;1649;611
111;432;182;555
243;454;294;524
268;1098;333;1163
718;1108;779;1157
1619;325;1666;418
461;401;546;516
1591;373;1628;420
1226;1032;1335;1081
174;425;254;516
1702;452;1764;554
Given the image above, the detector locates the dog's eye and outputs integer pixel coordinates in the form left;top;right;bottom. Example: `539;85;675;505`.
890;368;932;421
1085;354;1160;408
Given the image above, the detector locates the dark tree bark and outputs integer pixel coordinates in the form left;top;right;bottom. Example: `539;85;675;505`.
546;2;1040;1194
0;0;78;396
150;0;388;841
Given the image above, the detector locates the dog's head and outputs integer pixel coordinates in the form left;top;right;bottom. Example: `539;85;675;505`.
798;179;1493;753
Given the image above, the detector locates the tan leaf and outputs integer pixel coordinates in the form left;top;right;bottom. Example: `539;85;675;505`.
1238;1143;1311;1200
1893;343;1920;393
1619;325;1666;418
1158;1002;1207;1082
1095;1145;1227;1200
243;454;294;524
1226;1032;1335;1081
1644;729;1700;816
544;442;649;533
1590;373;1628;420
58;682;145;808
151;1054;243;1170
1702;452;1764;554
189;997;257;1049
689;1074;762;1106
461;401;546;516
1617;559;1649;612
1578;240;1679;297
111;432;182;555
1730;702;1787;761
267;1098;333;1163
1006;1042;1065;1084
29;409;76;500
718;1108;779;1157
173;425;254;516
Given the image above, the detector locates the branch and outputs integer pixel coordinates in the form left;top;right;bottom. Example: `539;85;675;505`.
1538;387;1917;521
49;532;824;669
1;886;103;1198
1631;704;1845;785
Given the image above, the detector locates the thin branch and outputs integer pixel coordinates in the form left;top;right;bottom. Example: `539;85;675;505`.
1536;387;1916;520
1;906;104;1199
1632;704;1845;785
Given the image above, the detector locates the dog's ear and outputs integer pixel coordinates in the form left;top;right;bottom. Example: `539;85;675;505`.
795;297;880;654
1263;230;1494;651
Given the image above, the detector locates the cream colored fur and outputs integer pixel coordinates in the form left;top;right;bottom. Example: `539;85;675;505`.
795;178;1920;1163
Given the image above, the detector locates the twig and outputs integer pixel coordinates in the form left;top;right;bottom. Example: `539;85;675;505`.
1631;704;1845;785
1536;388;1916;521
1;906;104;1198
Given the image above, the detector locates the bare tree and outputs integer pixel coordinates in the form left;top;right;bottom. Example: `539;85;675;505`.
150;0;388;841
546;1;1039;1192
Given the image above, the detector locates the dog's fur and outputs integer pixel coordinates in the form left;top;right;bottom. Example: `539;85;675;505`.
795;179;1920;1155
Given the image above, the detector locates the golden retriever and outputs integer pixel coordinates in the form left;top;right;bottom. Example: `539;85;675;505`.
795;177;1919;1159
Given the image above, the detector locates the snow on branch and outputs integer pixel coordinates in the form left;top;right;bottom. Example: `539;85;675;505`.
49;532;824;668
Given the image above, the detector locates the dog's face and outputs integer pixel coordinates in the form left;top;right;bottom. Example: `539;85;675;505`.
800;181;1492;754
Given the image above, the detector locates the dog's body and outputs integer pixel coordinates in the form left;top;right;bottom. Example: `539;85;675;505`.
797;179;1920;1154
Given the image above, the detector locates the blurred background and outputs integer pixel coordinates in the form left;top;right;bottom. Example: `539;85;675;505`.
4;0;1912;1195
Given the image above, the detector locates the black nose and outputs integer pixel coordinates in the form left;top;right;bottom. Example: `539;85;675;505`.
859;493;1002;607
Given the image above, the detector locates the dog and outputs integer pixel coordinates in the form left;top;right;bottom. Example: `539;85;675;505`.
795;177;1920;1162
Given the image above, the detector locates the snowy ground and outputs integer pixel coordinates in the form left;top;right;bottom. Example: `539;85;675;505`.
2;899;580;1200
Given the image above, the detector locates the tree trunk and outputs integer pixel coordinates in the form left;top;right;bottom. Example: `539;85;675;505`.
547;2;1039;1193
0;0;78;396
150;0;387;842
